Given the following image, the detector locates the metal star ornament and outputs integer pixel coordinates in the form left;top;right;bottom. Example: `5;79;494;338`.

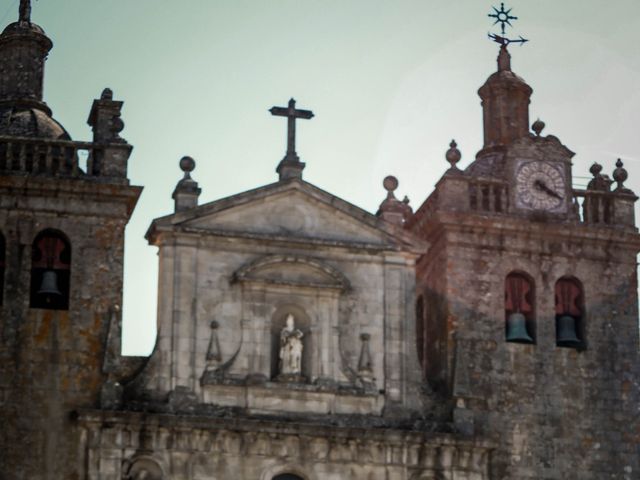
488;2;518;35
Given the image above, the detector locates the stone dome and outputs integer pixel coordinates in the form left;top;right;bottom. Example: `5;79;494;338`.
0;106;71;140
480;69;532;95
1;21;47;37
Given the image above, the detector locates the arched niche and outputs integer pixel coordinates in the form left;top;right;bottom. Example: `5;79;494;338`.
231;254;349;383
260;464;314;480
270;303;312;381
410;473;442;480
122;455;165;480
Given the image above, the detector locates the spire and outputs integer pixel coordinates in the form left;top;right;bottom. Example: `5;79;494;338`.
19;0;31;23
497;45;511;71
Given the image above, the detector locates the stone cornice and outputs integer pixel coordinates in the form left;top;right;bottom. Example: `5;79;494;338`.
148;224;420;258
420;211;640;255
76;408;494;450
0;175;142;218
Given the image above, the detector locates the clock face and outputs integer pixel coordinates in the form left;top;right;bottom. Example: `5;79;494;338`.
515;161;566;211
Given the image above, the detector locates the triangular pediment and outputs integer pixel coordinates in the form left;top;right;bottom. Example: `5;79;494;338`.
148;180;425;252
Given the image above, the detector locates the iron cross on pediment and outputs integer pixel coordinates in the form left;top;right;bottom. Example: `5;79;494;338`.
270;98;314;164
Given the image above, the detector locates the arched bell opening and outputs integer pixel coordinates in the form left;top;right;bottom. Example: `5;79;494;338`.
504;271;536;344
29;229;71;310
273;475;306;480
555;277;585;349
0;231;5;306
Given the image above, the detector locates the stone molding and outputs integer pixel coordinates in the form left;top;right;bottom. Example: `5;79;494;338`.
232;254;351;292
150;224;394;252
200;382;384;415
419;211;640;255
78;410;493;478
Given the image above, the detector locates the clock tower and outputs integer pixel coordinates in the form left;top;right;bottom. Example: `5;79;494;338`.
476;45;575;217
408;41;640;479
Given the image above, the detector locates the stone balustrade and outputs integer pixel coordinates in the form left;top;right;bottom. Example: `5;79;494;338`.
0;135;131;179
468;178;509;214
412;173;636;230
573;189;611;224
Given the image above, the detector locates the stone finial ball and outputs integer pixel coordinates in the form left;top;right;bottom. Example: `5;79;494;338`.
383;175;399;192
532;118;545;136
446;140;461;165
613;158;628;184
589;162;603;177
179;156;196;173
210;320;219;329
101;88;113;100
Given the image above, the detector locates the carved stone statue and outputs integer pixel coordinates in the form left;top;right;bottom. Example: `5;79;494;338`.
279;314;304;377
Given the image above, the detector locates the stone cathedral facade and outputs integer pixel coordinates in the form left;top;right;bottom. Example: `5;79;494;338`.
0;4;639;480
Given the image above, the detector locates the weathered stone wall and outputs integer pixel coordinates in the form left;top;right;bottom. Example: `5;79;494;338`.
79;410;493;480
0;176;140;479
416;210;640;479
415;234;452;397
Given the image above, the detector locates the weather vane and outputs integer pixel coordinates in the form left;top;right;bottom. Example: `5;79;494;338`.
487;2;528;47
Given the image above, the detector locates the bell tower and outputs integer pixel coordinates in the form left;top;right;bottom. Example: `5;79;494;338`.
0;2;142;478
409;5;640;478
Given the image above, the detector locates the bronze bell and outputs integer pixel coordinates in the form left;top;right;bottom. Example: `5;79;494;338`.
556;315;581;347
37;270;62;297
506;312;533;343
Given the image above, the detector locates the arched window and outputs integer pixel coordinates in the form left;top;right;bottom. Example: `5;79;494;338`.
555;277;584;348
30;229;71;310
0;232;5;306
505;272;535;344
415;295;427;377
273;475;305;480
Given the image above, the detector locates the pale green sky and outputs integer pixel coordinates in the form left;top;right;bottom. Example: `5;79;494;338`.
15;0;640;354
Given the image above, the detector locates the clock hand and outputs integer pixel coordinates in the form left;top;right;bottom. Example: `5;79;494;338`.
533;179;562;199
